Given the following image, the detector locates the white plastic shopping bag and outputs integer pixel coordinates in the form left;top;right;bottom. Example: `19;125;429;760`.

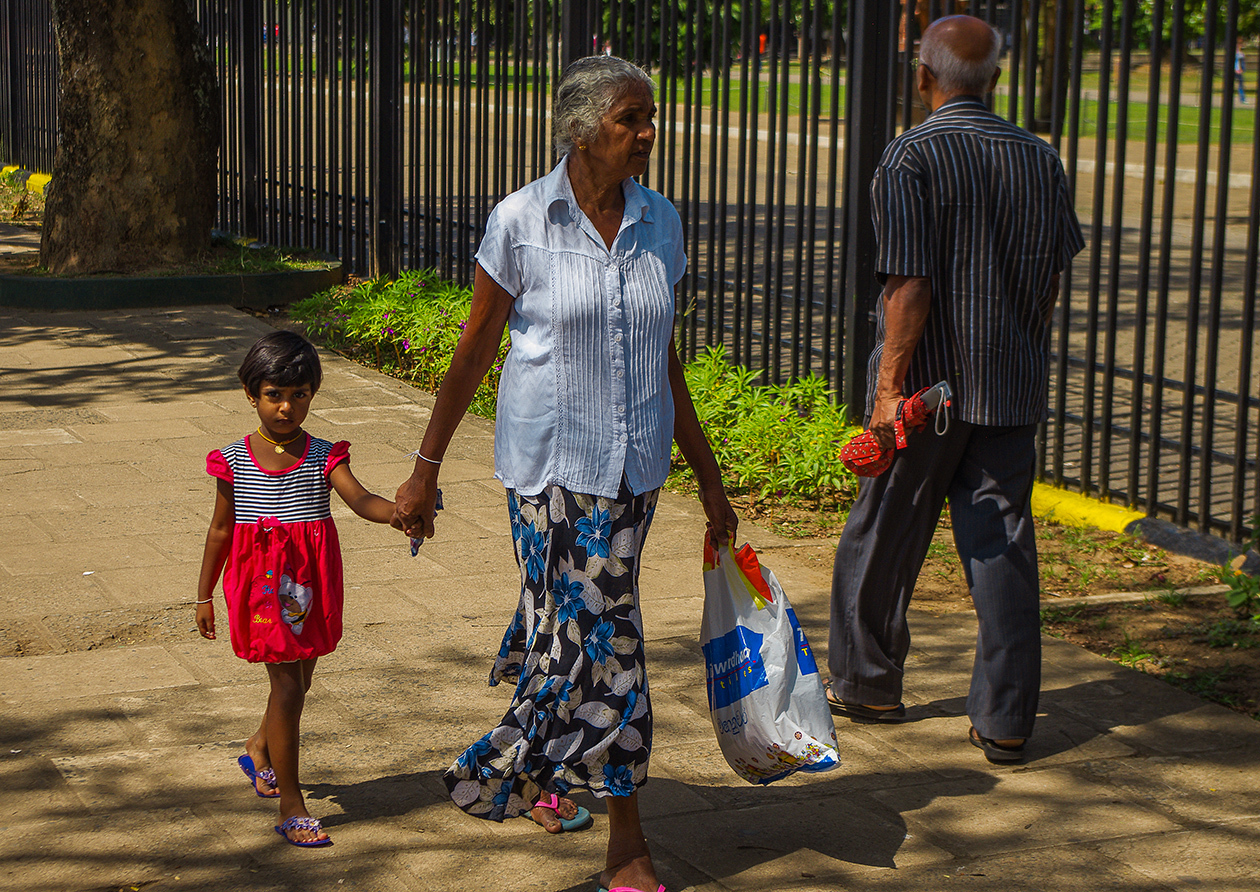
700;537;840;784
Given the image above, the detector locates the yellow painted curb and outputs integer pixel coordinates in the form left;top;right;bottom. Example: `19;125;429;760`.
1;165;18;178
25;173;51;195
1031;483;1145;533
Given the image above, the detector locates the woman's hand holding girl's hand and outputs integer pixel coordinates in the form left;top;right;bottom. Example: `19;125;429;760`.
392;470;439;540
196;601;216;640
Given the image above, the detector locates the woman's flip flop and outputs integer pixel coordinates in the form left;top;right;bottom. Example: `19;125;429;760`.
275;815;332;848
531;791;592;832
237;753;279;798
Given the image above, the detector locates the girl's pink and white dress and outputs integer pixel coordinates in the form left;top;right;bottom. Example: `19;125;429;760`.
206;435;349;663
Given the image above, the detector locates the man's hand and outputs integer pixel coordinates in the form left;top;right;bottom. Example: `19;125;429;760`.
867;393;904;451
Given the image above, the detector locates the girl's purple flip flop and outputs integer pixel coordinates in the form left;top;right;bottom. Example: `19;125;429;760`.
275;815;332;847
237;753;279;798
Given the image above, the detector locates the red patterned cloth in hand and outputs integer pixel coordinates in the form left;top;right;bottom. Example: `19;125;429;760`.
839;429;894;477
841;385;950;478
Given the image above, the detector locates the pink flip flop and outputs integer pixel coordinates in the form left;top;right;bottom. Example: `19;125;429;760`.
531;791;592;831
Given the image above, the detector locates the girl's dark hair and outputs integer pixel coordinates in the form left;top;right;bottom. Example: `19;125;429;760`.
238;330;323;396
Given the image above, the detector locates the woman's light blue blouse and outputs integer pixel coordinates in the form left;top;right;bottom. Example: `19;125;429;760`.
476;156;686;499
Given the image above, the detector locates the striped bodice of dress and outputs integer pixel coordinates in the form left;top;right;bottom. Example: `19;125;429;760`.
216;435;337;524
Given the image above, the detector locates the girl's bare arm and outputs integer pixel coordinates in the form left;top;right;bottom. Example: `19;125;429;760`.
329;463;396;524
196;480;235;640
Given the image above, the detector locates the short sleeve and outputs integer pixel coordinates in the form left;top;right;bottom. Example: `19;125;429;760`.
325;441;351;480
870;164;932;284
664;202;687;287
1054;167;1086;271
475;204;523;296
206;450;233;483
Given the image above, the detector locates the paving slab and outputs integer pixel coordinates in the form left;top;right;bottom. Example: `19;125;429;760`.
2;304;1259;892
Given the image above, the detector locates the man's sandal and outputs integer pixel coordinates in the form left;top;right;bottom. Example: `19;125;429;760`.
823;679;906;723
531;791;592;832
969;727;1025;764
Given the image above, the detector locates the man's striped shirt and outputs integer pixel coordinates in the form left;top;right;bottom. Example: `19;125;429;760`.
869;96;1085;426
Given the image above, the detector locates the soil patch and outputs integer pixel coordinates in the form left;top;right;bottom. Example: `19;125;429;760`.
1042;593;1260;719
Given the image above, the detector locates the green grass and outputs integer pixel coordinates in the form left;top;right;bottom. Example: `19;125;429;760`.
1164;666;1243;708
1111;632;1158;667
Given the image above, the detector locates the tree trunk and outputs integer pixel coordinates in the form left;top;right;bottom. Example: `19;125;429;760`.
41;0;218;274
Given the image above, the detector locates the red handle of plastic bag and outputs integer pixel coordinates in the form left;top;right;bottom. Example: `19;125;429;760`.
703;536;774;606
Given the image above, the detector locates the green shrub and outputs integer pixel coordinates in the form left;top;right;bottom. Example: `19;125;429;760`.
291;270;509;418
675;345;864;511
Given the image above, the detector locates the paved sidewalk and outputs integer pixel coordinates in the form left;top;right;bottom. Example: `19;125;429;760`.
1;305;1257;892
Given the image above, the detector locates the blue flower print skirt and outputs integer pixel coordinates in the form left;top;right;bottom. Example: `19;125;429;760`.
443;482;660;821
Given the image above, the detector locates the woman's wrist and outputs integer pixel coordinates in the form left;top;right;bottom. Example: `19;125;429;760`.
409;449;442;466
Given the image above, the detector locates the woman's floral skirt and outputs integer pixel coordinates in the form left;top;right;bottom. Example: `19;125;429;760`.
443;481;659;821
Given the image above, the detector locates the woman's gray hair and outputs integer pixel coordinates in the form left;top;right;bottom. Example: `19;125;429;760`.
553;56;655;157
919;20;1001;96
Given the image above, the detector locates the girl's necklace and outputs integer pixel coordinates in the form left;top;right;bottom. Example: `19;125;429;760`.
256;427;303;454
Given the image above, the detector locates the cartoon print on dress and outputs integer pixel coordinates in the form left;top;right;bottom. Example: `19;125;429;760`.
278;569;313;634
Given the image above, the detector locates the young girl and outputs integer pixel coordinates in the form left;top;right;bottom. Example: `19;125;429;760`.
196;330;396;848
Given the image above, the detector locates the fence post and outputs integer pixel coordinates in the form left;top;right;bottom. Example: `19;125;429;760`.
240;0;262;240
841;0;894;421
371;0;402;278
560;0;595;73
1;0;13;163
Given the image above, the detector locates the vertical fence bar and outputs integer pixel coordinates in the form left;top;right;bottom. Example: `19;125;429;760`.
2;1;12;163
241;0;263;240
841;0;893;421
820;0;843;392
738;0;761;371
704;0;722;357
1080;0;1113;496
1008;0;1023;123
1200;0;1238;532
1146;0;1185;517
1050;0;1083;483
1236;36;1260;540
1127;0;1165;506
1177;0;1219;525
1099;0;1135;498
372;0;402;277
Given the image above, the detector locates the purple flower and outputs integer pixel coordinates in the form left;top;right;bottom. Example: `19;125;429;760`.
382;311;390;318
402;339;411;350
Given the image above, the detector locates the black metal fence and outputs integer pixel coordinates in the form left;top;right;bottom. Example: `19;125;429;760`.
0;0;55;174
2;0;1258;546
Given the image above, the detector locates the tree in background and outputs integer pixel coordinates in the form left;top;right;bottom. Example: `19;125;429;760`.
40;0;218;274
1089;0;1260;45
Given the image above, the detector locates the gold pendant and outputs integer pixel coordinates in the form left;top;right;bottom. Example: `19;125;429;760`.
275;445;286;454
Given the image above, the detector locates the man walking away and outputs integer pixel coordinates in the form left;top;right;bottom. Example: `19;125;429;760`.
825;15;1085;765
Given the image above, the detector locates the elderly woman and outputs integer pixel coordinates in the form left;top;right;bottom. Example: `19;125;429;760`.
392;56;737;892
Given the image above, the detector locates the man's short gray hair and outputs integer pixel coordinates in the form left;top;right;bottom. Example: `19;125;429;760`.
553;56;655;157
919;20;1001;96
